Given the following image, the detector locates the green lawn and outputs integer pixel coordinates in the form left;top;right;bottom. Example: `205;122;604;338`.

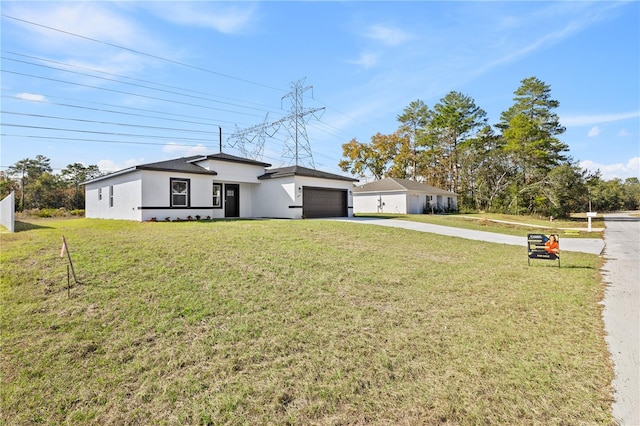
1;218;613;424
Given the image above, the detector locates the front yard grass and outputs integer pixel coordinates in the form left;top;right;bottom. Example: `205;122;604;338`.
1;218;613;424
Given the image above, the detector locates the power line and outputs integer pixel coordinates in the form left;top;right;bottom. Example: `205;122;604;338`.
2;89;348;166
0;15;369;173
1;133;216;148
1;14;285;92
2;77;349;171
3;50;370;144
2;123;213;141
2;54;287;116
2;51;285;112
2;111;218;135
1;92;247;127
314;96;379;134
1;69;268;118
0;14;382;149
228;78;325;168
0;131;348;175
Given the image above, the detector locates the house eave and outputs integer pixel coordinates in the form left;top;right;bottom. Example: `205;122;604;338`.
136;165;218;176
258;166;358;182
81;165;218;186
197;153;272;167
81;166;138;185
352;189;407;194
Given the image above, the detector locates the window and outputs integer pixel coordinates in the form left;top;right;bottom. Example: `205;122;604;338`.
212;183;222;208
171;178;189;207
109;186;114;207
98;187;102;201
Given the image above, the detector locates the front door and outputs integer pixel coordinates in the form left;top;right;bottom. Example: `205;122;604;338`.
224;184;239;218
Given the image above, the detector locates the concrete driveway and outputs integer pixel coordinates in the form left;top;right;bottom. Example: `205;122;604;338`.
600;213;640;425
331;217;604;254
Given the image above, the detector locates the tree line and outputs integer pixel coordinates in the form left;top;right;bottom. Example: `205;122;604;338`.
339;76;640;217
0;155;102;212
1;77;638;217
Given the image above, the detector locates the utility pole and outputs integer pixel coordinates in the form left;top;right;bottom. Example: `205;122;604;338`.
20;167;25;210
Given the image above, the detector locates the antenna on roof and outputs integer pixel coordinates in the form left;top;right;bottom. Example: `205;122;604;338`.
219;127;222;153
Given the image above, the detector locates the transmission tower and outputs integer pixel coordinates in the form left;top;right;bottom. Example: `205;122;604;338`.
228;113;278;160
227;78;324;167
280;78;325;168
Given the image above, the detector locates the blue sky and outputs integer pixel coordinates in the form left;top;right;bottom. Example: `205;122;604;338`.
1;1;639;181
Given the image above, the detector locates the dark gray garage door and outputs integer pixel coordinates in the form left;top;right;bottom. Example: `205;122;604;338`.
302;187;347;218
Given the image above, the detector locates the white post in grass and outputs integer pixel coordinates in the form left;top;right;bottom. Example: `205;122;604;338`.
587;211;597;232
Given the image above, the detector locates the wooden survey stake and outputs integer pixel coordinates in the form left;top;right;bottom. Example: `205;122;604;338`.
61;236;80;284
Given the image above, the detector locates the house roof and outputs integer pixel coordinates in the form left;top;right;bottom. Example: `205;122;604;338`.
353;177;456;195
82;156;218;185
258;165;359;182
191;152;272;167
136;156;219;175
82;154;356;186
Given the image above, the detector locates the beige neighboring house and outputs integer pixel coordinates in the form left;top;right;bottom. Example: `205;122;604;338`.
353;177;457;214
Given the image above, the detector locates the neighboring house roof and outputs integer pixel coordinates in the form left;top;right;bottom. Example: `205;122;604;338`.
258;165;359;182
353;177;456;195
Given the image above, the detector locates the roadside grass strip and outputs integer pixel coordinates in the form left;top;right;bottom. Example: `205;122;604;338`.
1;218;613;424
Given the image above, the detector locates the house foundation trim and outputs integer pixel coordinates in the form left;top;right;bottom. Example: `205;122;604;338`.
138;206;215;210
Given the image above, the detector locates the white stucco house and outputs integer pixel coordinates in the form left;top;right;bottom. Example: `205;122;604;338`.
353;177;457;214
83;153;358;221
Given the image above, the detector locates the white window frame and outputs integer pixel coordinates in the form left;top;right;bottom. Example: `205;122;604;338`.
212;182;222;208
171;178;190;207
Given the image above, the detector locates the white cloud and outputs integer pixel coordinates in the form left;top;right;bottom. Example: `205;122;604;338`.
348;52;380;69
145;2;258;35
15;92;46;102
6;2;144;49
346;23;412;72
64;51;148;79
580;157;640;181
472;2;627;79
587;126;600;137
97;158;145;173
561;111;640;127
364;24;412;46
618;129;631;137
162;143;209;157
3;2;162;78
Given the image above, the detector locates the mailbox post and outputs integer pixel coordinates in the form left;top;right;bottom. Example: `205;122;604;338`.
586;212;597;232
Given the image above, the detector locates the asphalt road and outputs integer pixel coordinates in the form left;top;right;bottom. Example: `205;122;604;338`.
600;213;640;426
